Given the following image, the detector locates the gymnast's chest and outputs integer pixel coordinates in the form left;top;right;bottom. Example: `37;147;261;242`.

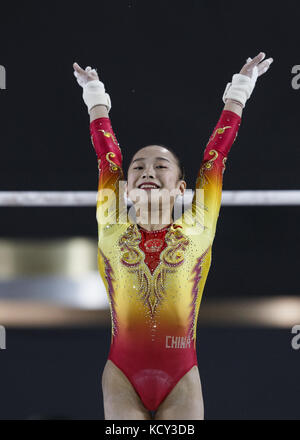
118;223;189;274
98;224;211;319
99;223;208;278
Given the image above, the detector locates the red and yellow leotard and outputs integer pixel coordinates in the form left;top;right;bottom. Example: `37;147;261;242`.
90;110;241;411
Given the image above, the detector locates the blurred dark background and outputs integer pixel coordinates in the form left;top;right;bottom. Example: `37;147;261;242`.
0;0;299;420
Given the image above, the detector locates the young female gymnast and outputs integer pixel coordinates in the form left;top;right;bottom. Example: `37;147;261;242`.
73;52;273;420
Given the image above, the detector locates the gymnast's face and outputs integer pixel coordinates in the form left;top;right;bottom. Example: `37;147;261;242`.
126;145;186;212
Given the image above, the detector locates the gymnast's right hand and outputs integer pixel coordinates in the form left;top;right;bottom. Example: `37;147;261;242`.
73;62;100;87
73;62;111;113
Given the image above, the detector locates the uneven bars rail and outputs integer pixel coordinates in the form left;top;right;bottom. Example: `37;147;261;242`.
0;190;300;206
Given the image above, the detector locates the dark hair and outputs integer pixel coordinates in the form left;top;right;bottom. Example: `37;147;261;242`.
128;143;185;181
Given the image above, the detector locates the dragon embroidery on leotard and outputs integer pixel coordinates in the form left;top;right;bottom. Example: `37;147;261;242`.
105;152;121;172
91;132;122;173
207;125;232;145
196;149;219;188
188;246;210;342
98;247;119;337
98;129;118;145
98;129;123;159
118;224;190;317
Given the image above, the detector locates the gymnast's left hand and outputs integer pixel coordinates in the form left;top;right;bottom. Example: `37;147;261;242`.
239;52;273;82
223;51;274;107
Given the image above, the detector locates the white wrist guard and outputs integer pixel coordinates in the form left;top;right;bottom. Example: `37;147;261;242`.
222;73;256;108
82;80;111;113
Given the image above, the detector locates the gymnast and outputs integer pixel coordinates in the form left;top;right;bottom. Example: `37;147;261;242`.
73;51;273;420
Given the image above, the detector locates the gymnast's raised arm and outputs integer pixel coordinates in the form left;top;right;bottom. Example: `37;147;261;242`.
73;62;110;122
185;52;274;239
73;62;125;229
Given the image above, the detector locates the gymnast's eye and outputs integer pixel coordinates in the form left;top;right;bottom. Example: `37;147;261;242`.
133;166;167;169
